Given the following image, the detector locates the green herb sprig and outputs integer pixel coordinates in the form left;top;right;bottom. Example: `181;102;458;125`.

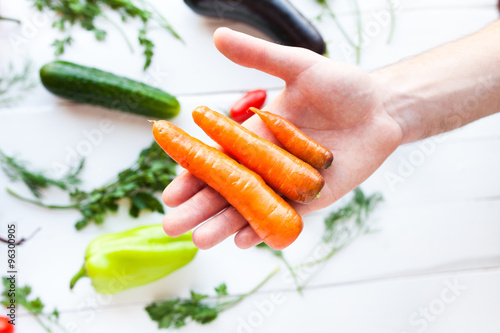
0;61;37;107
30;0;182;70
258;187;383;291
256;242;302;292
352;0;363;63
315;0;360;62
315;0;397;63
1;277;66;332
5;142;177;230
387;0;396;43
146;267;279;329
311;187;383;264
0;16;21;23
0;149;83;198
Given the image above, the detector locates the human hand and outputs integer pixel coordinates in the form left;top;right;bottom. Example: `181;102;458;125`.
162;27;402;249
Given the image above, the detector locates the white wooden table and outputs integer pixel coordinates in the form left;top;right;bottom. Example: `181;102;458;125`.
1;0;499;332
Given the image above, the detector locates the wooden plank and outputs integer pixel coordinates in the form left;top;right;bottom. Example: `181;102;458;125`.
14;269;500;332
297;200;500;288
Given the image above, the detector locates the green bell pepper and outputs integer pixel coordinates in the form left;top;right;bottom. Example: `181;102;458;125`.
70;224;198;294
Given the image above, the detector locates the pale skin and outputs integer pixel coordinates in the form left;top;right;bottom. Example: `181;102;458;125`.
162;21;500;250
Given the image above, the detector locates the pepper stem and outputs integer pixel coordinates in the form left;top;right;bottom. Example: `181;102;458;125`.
70;263;87;290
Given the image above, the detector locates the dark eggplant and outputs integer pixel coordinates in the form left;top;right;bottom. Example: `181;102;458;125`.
184;0;326;55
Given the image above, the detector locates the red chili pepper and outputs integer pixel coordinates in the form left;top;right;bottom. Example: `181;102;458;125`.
229;89;267;123
0;317;14;333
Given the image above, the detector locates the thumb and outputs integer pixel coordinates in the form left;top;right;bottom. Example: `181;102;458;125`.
213;27;323;83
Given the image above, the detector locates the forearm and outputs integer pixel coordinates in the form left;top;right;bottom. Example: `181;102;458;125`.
373;19;500;144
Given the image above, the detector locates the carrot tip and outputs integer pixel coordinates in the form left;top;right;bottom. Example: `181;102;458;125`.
148;120;155;124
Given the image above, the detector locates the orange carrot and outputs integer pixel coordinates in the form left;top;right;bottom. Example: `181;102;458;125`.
192;106;325;204
250;107;334;169
152;120;303;250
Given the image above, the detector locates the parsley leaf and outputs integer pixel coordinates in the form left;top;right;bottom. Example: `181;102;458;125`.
52;36;73;56
214;283;228;297
6;142;177;230
1;277;64;332
139;28;154;70
146;267;280;330
0;149;83;198
30;0;182;70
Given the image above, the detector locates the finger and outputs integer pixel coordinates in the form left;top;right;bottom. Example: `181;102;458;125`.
192;206;248;250
234;225;263;249
163;186;229;237
162;170;206;207
213;27;322;83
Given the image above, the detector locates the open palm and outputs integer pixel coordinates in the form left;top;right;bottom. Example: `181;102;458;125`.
162;28;402;249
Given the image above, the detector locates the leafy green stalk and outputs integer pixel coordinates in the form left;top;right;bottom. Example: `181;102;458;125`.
1;277;66;333
0;61;37;107
351;0;363;63
387;0;396;44
294;188;382;290
6;142;177;230
315;0;361;63
0;149;83;198
258;188;383;292
102;14;134;52
52;36;73;56
0;16;21;23
301;188;382;268
30;0;182;70
316;1;357;48
6;189;79;209
139;27;154;70
137;0;183;43
146;267;280;329
256;243;302;293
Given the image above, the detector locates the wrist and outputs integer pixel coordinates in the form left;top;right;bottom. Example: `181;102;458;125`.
373;63;500;145
371;20;500;145
371;67;421;144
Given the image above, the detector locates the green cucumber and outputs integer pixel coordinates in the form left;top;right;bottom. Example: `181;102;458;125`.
40;61;180;119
